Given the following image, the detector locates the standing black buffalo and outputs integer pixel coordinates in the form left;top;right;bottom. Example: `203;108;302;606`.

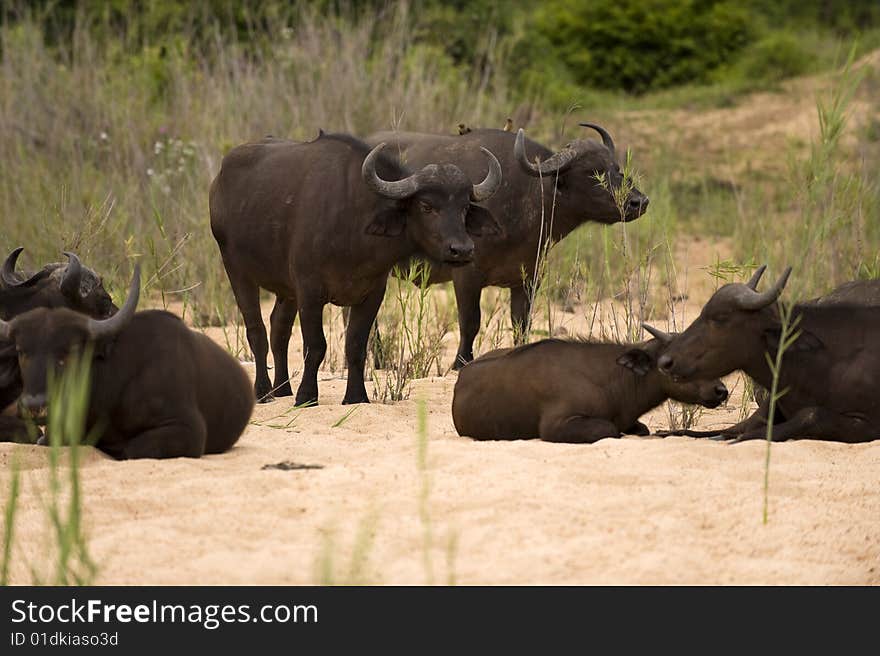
363;124;649;367
210;132;502;405
0;266;254;459
1;248;116;440
452;333;727;443
654;266;880;443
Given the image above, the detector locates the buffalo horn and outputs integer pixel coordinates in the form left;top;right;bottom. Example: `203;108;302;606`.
0;247;24;288
362;143;421;200
578;122;616;158
85;264;140;341
641;322;672;344
470;147;503;202
60;251;84;299
731;266;792;310
745;264;767;290
514;128;578;177
0;247;49;289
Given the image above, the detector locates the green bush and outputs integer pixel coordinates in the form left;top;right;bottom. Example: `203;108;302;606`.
734;31;817;84
533;0;755;94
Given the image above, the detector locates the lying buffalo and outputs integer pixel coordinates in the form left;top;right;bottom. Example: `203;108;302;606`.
210;131;502;404
654;266;880;443
0;265;254;458
1;248;116;440
810;278;880;307
364;124;649;368
0;247;117;319
452;332;727;443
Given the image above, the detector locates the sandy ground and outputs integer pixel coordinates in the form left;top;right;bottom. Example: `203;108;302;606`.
2;372;878;585
2;260;879;585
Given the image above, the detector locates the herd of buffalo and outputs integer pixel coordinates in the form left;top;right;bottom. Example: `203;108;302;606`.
1;124;878;458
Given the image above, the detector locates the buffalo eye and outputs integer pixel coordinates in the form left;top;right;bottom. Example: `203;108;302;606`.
419;201;433;214
710;313;730;325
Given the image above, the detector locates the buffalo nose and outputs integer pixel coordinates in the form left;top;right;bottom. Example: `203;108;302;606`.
714;384;728;402
21;393;47;412
657;354;673;373
448;244;474;260
628;195;648;213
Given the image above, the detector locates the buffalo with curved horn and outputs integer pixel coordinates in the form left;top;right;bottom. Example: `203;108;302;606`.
1;264;254;458
1;248;116;441
0;248;116;319
364;121;649;369
210;131;503;405
656;265;880;443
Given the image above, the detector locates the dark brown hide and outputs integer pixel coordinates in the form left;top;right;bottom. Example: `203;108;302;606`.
657;268;880;443
363;125;649;368
209;132;501;405
0;268;254;459
452;338;726;443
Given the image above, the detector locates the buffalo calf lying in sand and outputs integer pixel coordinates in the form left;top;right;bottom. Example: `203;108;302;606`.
452;335;728;443
655;266;880;443
1;248;116;441
0;266;254;459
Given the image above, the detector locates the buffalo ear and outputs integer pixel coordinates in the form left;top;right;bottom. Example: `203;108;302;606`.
365;208;406;237
465;204;503;237
616;348;654;377
763;327;823;353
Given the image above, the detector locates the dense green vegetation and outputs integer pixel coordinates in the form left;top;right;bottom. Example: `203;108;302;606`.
8;0;880;106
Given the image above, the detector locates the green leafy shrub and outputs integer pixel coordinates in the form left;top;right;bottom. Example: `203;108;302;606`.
734;31;817;84
533;0;755;94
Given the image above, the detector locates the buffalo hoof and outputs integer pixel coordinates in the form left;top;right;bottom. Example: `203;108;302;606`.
295;393;318;408
341;394;370;405
625;421;651;436
254;382;275;403
273;381;294;398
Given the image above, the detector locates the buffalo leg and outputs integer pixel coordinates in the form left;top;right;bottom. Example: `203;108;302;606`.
343;306;385;370
510;282;534;345
342;283;387;405
623;420;650;436
269;296;298;397
539;413;620;444
221;259;273;402
117;417;208;460
658;399;771;439
452;271;484;369
295;297;327;407
733;406;875;444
